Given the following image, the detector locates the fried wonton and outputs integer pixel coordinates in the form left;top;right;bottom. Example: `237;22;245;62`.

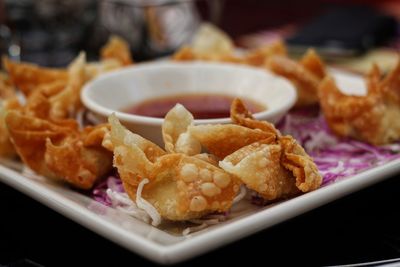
0;72;16;99
230;98;280;136
5;111;112;189
162;104;201;156
100;35;133;66
244;40;287;66
191;23;234;58
3;57;68;97
172;23;242;63
219;99;322;201
173;24;291;67
23;53;86;121
319;61;400;145
188;124;275;159
0;74;20;158
267;49;326;107
108;114;241;221
220;141;300;200
85;35;133;80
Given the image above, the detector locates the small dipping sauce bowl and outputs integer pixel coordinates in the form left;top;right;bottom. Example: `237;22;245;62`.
81;61;296;145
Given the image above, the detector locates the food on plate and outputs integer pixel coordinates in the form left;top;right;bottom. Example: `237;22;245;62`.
319;61;400;145
4;36;133;99
0;73;20;157
107;112;241;221
221;140;300;200
243;40;287;66
100;35;133;66
3;57;68;97
0;28;324;228
104;99;321;224
172;23;287;66
220;99;322;200
0;72;16;100
172;23;241;63
5;111;112;189
266;49;327;107
189;124;275;159
172;23;328;107
24;53;86;121
162;103;201;156
0;35;133;187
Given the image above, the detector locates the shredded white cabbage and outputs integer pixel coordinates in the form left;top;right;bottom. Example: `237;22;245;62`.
183;215;227;236
136;178;162;226
106;189;151;223
105;178;161;226
233;185;247;204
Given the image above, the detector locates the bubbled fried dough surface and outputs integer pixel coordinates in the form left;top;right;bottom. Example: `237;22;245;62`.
223;98;322;199
220;143;300;200
141;154;240;221
108;113;241;221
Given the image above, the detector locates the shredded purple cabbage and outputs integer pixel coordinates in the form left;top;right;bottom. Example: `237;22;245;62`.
277;108;400;185
93;108;400;206
92;173;125;206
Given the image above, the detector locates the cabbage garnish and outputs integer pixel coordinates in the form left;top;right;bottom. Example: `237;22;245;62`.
278;108;400;185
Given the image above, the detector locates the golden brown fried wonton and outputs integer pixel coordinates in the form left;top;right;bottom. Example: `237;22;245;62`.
108;114;241;221
266;49;326;107
5;111;112;189
3;57;68;97
100;35;133;66
319;61;400;145
219;99;322;201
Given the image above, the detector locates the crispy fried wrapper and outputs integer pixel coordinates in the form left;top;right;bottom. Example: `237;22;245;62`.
0;74;20;158
220;99;322;200
5;111;112;189
3;56;68;97
100;35;133;66
220;141;299;200
319;61;400;145
188;124;274;159
191;23;234;58
267;49;326;107
173;25;288;66
244;40;287;66
172;23;243;63
230;98;280;137
0;72;16;100
0;99;21;158
162;104;201;155
23;52;86;121
108;114;241;221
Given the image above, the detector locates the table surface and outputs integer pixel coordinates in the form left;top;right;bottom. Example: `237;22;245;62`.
1;172;400;266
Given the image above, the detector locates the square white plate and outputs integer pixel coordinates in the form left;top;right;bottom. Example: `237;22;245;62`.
1;68;399;264
1;158;400;265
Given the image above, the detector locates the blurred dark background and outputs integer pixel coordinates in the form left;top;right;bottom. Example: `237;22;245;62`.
0;0;399;66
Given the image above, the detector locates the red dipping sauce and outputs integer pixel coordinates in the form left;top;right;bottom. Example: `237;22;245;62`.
123;94;266;119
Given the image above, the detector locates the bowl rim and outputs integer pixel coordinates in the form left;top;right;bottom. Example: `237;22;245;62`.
81;61;297;126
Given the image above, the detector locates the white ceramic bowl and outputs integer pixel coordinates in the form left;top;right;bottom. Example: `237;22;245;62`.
81;61;296;145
